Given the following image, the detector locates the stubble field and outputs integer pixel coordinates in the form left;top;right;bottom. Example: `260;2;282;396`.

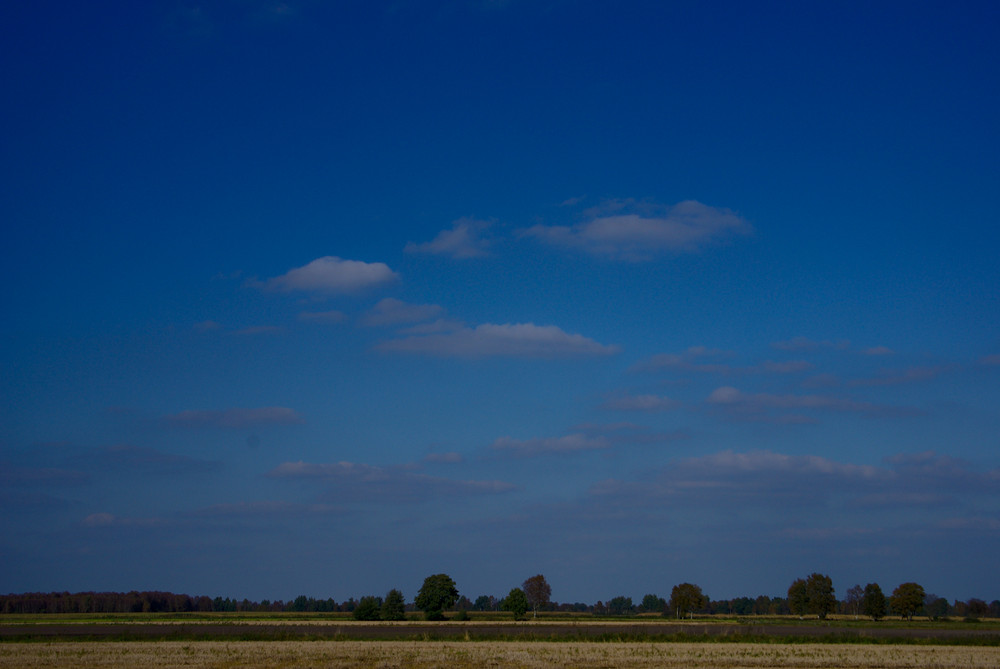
3;641;1000;668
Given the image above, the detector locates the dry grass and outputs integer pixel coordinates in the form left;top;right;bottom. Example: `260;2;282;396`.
2;641;999;668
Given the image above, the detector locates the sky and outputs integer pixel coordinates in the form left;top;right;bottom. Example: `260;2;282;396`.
2;0;999;606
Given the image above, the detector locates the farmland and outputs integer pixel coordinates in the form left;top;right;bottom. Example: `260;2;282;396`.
3;640;1000;668
2;615;999;668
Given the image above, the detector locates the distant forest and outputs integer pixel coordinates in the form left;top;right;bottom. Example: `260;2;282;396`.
3;588;998;619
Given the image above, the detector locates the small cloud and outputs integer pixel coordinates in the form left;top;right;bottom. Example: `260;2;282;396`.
601;393;678;412
706;386;888;422
90;445;221;475
82;512;116;527
405;218;493;259
771;337;850;351
522;199;751;261
979;354;1000;366
397;318;466;335
192;500;341;518
260;256;398;295
193;320;222;332
81;512;163;528
491;433;609;457
298;309;347;324
231;325;285;336
0;464;89;487
631;347;809;375
166;407;304;429
423;452;463;464
378;322;619;358
849;366;948;387
268;460;514;501
361;298;445;327
863;346;894;356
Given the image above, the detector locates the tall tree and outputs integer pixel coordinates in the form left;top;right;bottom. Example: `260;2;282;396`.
890;582;925;621
640;593;667;614
844;584;864;618
353;596;382;621
501;588;528;620
669;583;707;618
522;574;551;618
862;583;886;621
380;589;406;621
787;574;836;619
415;573;459;621
606;595;635;616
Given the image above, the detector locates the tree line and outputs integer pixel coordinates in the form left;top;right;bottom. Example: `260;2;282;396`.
3;573;997;620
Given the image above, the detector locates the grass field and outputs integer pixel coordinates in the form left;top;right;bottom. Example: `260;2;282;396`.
3;640;1000;668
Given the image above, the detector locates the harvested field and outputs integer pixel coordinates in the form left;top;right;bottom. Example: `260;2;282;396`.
3;640;1000;668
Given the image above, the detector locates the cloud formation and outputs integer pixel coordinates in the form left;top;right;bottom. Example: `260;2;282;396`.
262;256;398;295
165;407;304;429
378;322;619;358
523;200;751;261
405;218;493;258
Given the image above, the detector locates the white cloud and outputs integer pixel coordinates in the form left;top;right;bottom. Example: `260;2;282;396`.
405;217;493;258
262;256;398;295
601;393;678;412
166;406;304;428
707;386;875;412
632;346;810;375
360;297;445;327
491;433;609;457
522;200;751;261
980;354;1000;366
863;346;894;356
377;322;619;358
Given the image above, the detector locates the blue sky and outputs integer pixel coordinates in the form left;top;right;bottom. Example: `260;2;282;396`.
2;0;999;605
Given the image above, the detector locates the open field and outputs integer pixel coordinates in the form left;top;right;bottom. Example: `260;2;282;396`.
3;618;1000;643
4;640;1000;668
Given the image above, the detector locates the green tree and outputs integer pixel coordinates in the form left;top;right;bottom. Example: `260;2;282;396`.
669;583;707;618
890;582;925;621
606;595;634;616
353;595;382;620
415;573;459;620
501;588;528;620
380;589;406;621
787;574;835;620
522;574;551;618
862;583;886;621
640;593;666;614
